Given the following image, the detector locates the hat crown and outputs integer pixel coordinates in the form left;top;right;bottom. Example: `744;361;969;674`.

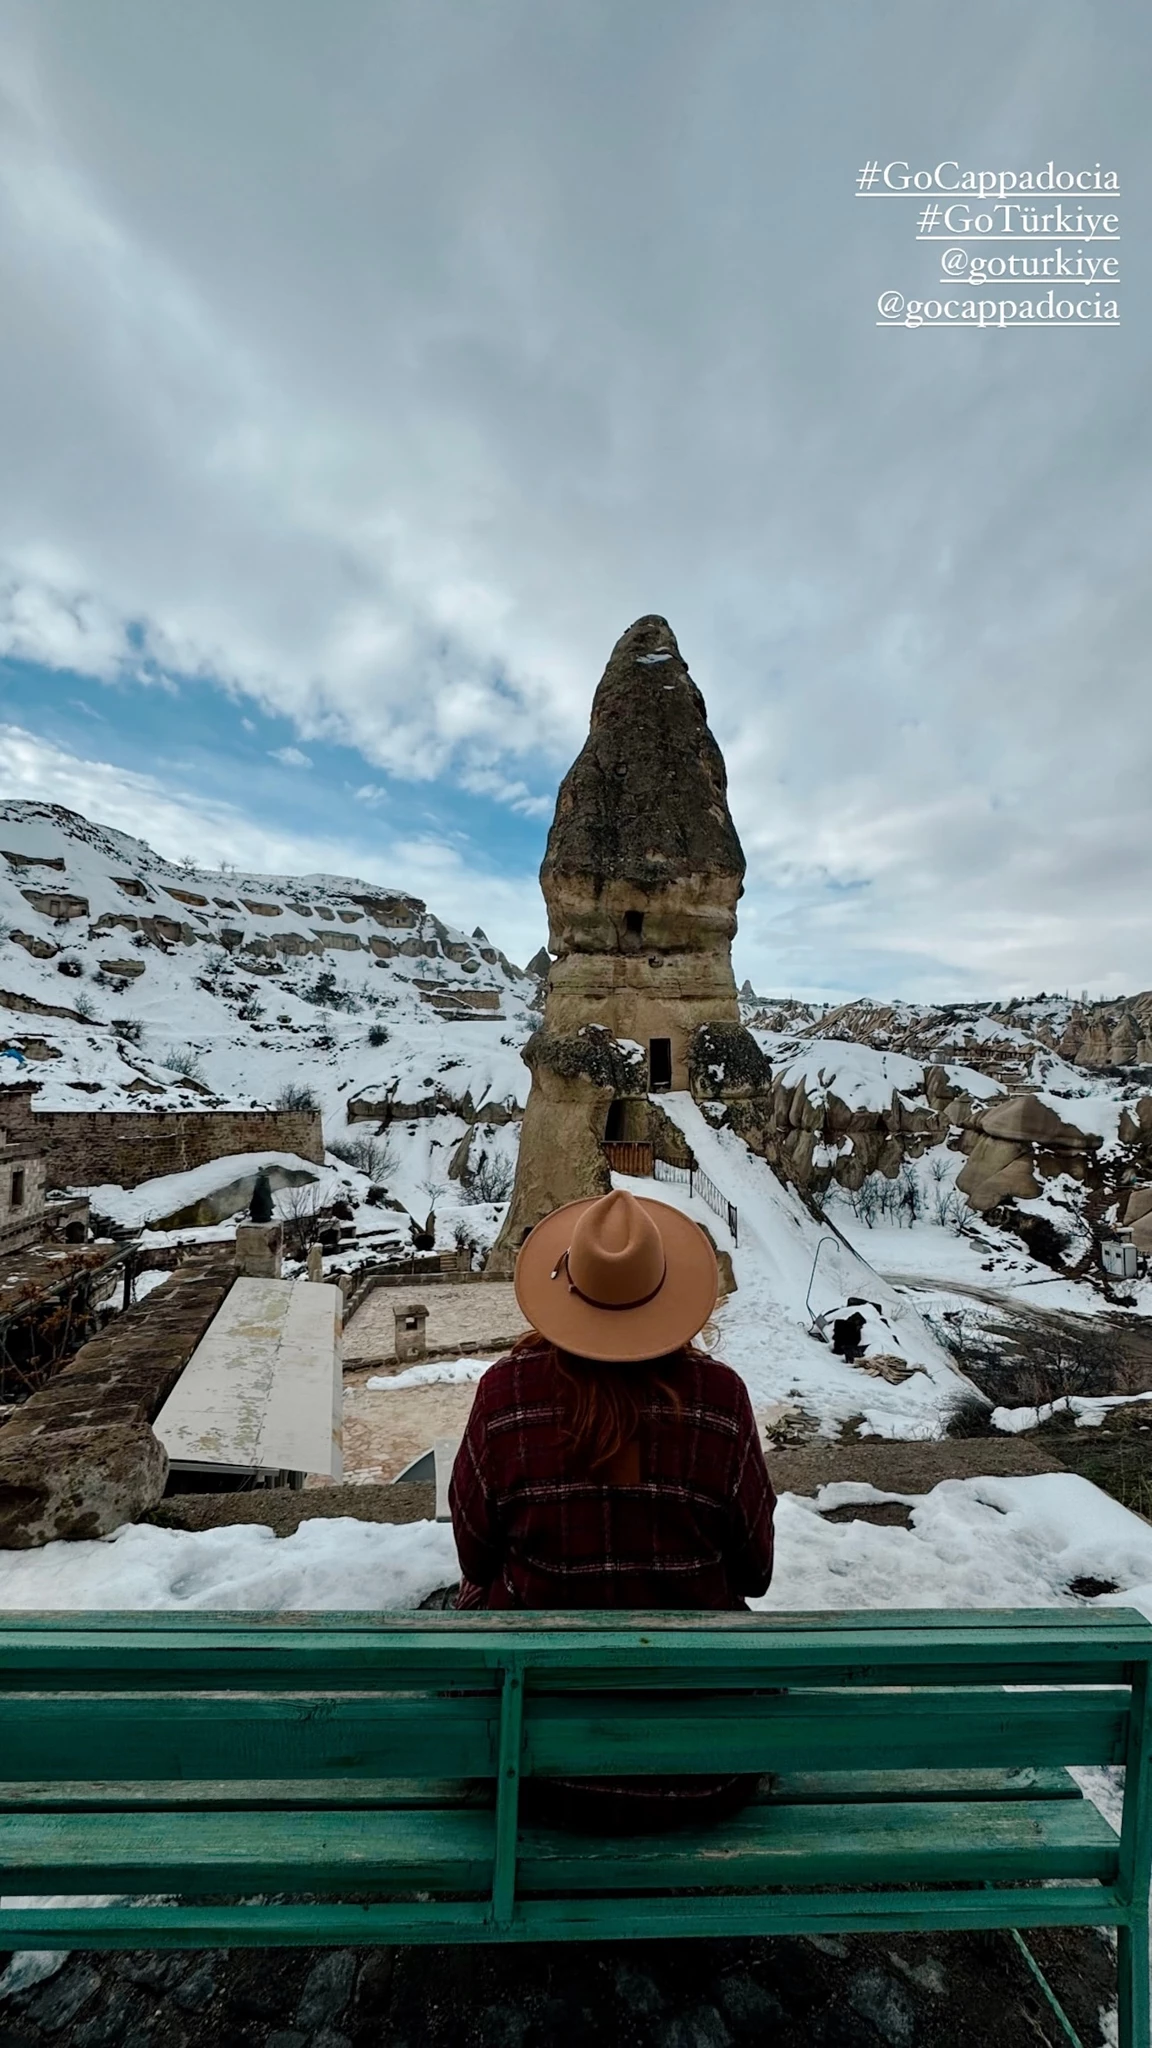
566;1190;666;1307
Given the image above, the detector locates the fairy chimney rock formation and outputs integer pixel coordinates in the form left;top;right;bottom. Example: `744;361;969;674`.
487;616;766;1273
541;614;745;1064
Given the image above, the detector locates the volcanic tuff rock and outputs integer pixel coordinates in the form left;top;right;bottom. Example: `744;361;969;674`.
542;614;745;898
761;991;1152;1078
538;615;746;1068
0;1254;233;1547
488;617;764;1270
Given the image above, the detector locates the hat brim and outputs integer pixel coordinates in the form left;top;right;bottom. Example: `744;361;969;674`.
514;1196;719;1363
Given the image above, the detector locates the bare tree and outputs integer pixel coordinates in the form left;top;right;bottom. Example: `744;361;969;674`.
280;1182;325;1258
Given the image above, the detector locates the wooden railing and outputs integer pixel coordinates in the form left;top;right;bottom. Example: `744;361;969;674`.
602;1141;655;1177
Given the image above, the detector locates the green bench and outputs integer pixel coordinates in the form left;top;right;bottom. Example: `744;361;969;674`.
1;1608;1149;2046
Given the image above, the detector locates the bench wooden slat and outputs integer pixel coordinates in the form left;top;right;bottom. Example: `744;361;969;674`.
515;1797;1121;1892
3;1607;1149;1634
1;1655;1142;1695
524;1688;1131;1774
0;1764;1085;1813
0;1611;1147;1694
0;1766;1082;1811
766;1766;1083;1804
0;1806;495;1894
0;1689;1127;1785
0;1884;1128;1954
0;1794;1118;1898
0;1695;499;1783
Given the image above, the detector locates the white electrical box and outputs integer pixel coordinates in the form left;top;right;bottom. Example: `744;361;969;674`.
1102;1240;1139;1279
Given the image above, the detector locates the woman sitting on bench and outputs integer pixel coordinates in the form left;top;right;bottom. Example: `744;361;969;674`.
449;1187;776;1829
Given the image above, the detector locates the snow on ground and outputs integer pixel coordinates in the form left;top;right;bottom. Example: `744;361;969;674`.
86;1152;327;1230
992;1391;1152;1434
1036;1089;1125;1148
751;1032;1004;1110
614;1094;970;1440
0;1473;1149;1620
830;1210;1152;1321
759;1473;1152;1618
0;1516;460;1611
366;1358;491;1391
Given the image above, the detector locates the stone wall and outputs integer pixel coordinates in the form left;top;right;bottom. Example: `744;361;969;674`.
0;1095;324;1189
0;1139;46;1251
0;1251;234;1546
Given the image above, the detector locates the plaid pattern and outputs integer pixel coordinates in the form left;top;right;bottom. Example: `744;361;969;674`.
449;1343;775;1611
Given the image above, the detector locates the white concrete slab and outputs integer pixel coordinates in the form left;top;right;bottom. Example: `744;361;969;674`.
433;1436;460;1523
154;1277;343;1479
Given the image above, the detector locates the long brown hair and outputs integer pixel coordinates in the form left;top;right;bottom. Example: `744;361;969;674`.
509;1329;704;1473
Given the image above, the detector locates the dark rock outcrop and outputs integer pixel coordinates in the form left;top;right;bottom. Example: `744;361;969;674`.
0;1254;233;1547
542;614;745;898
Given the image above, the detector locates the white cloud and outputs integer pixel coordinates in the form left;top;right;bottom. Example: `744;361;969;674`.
0;722;545;968
0;4;1147;994
269;745;312;769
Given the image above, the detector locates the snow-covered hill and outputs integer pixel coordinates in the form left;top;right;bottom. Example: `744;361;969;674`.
744;990;1152;1079
0;800;538;1131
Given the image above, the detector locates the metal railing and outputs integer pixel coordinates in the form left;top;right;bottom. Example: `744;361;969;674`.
653;1156;739;1248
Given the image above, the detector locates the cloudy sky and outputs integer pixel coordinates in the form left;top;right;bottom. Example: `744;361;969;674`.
0;0;1148;999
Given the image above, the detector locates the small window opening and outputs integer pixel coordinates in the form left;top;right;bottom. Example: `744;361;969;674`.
11;1169;25;1208
624;910;644;937
649;1039;673;1092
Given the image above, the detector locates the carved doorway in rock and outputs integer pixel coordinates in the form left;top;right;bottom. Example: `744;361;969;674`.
648;1038;673;1092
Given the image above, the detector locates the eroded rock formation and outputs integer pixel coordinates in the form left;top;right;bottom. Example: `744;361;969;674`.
488;616;766;1271
540;614;746;1071
0;1253;233;1547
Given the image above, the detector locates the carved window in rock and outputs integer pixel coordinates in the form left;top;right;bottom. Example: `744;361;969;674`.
604;1099;627;1141
10;1168;25;1209
648;1039;673;1092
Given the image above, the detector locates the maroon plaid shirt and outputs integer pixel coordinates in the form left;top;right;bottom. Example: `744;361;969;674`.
448;1343;775;1611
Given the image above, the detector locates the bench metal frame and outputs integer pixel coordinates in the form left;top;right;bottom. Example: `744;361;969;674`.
0;1608;1148;2046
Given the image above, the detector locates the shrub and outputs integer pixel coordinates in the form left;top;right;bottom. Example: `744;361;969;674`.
1010;1213;1071;1271
73;991;97;1021
462;1150;515;1203
330;1134;393;1181
944;1393;998;1438
276;1083;321;1113
112;1017;145;1045
301;968;357;1012
280;1181;324;1256
237;998;265;1024
367;1022;390;1047
56;955;84;979
163;1044;205;1082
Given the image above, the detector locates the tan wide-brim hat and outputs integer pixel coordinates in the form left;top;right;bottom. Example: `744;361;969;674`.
514;1189;719;1364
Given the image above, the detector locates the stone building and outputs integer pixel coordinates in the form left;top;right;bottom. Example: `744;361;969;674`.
487;615;770;1271
0;1080;323;1192
0;1106;45;1256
